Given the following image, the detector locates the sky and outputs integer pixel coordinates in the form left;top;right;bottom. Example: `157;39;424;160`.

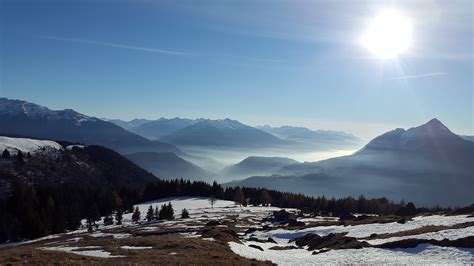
0;0;472;140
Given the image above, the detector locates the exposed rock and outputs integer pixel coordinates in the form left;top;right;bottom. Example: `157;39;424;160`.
248;237;267;243
245;228;258;234
292;233;369;251
272;210;295;223
354;215;370;221
248;237;278;244
249;244;264;251
397;218;408;224
269;245;299;250
312;248;331;255
267;237;278;244
205;220;221;227
262;225;272;231
288;219;305;227
199;227;240;243
339;212;356;221
376;236;474;249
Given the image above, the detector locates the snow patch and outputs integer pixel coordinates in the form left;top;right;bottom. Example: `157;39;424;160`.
39;245;123;258
0;136;62;154
90;232;131;239
121;246;152;250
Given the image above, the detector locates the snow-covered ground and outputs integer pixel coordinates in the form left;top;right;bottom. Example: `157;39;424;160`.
233;212;474;264
229;242;474;264
122;196;288;225
3;197;473;264
0;136;62;154
367;225;474;245
247;214;474;245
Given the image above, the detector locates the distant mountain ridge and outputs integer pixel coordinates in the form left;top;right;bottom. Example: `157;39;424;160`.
105;118;152;130
126;152;216;182
107;117;362;152
229;119;474;206
160;118;289;148
0;98;181;155
221;156;299;181
258;125;361;149
130;118;202;140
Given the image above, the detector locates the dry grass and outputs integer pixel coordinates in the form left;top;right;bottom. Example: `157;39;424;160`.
0;228;272;265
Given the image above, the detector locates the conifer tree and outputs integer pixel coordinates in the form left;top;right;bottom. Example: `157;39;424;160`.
115;210;123;225
181;208;189;219
16;150;24;163
132;206;141;224
1;149;10;159
259;189;272;206
103;214;114;226
233;187;245;206
154;206;159;220
146;205;154;222
159;203;174;220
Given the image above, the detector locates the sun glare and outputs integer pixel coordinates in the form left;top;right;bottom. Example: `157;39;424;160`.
361;9;413;59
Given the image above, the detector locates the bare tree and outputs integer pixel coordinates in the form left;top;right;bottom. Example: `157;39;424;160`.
208;195;217;209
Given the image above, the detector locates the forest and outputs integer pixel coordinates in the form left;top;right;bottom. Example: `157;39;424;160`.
0;176;445;243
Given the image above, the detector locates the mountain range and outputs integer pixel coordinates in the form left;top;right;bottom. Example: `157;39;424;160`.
220;156;299;182
228;119;474;206
0;98;180;155
104;118;152;130
160;119;290;148
109;118;361;151
258;125;361;149
130;118;201;140
0;98;218;181
5;98;472;206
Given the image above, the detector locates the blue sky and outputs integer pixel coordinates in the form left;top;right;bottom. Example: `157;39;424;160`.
1;0;472;139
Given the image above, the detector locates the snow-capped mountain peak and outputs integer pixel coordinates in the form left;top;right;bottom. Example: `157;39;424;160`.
0;98;96;125
197;118;246;130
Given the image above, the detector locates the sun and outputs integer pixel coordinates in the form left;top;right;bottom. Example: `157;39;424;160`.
360;9;413;59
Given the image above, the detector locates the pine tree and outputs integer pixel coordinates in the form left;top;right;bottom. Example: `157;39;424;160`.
132;206;141;224
233;187;245;206
159;203;174;220
154;206;159;220
115;210;123;225
103;214;114;226
259;189;272;206
87;203;100;225
16;150;24;163
1;149;10;159
181;208;189;219
146;205;154;222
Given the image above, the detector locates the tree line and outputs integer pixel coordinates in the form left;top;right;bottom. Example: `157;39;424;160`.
0;177;448;243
